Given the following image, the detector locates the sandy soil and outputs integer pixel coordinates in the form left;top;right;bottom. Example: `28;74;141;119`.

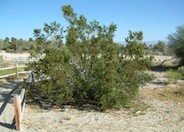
0;51;177;68
0;51;30;61
0;71;184;132
0;51;175;63
22;99;184;132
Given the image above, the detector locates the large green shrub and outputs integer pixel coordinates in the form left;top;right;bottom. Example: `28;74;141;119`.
27;5;153;109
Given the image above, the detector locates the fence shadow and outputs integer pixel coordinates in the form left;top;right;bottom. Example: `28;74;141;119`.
0;82;19;129
0;117;16;130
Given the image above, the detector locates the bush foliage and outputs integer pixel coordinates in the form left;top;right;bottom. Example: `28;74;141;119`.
166;70;182;84
166;67;184;84
168;25;184;65
178;66;184;79
27;5;153;109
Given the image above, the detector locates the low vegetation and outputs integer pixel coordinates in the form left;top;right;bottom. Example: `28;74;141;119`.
0;55;10;68
166;66;184;84
174;87;184;97
139;83;184;107
178;66;184;79
166;69;182;84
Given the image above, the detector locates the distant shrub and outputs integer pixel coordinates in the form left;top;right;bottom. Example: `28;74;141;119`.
174;87;184;96
178;66;184;79
166;70;182;84
136;72;155;85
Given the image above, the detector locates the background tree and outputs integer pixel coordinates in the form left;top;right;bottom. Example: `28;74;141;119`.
168;24;184;65
0;37;11;52
4;37;9;43
147;41;173;56
27;5;153;109
153;41;166;53
0;37;35;53
154;41;173;56
29;38;34;42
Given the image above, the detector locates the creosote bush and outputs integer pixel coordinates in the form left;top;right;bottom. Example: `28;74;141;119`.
27;5;153;109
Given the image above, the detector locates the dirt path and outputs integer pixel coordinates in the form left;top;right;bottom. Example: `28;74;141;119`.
0;82;19;132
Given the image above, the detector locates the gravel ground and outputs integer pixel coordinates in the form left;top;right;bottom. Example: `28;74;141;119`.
0;63;184;131
21;99;184;132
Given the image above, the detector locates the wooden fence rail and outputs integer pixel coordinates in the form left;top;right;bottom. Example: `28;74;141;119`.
0;65;26;70
13;71;33;131
0;65;29;79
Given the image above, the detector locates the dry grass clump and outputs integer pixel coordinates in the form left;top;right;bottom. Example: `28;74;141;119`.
140;83;184;103
152;60;176;67
0;78;7;83
173;87;184;96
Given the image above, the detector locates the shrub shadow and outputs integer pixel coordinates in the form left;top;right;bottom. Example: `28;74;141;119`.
150;65;178;72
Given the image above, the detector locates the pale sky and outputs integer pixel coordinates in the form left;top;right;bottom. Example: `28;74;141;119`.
0;0;184;42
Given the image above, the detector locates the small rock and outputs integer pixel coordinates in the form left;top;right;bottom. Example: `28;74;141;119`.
134;111;141;116
64;108;69;112
64;116;71;120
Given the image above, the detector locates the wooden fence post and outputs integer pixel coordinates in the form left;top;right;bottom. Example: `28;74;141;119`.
19;89;25;121
12;71;33;131
16;64;19;78
14;88;26;131
14;95;21;131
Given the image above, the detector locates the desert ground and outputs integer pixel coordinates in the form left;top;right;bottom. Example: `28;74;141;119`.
0;71;184;132
0;52;184;131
